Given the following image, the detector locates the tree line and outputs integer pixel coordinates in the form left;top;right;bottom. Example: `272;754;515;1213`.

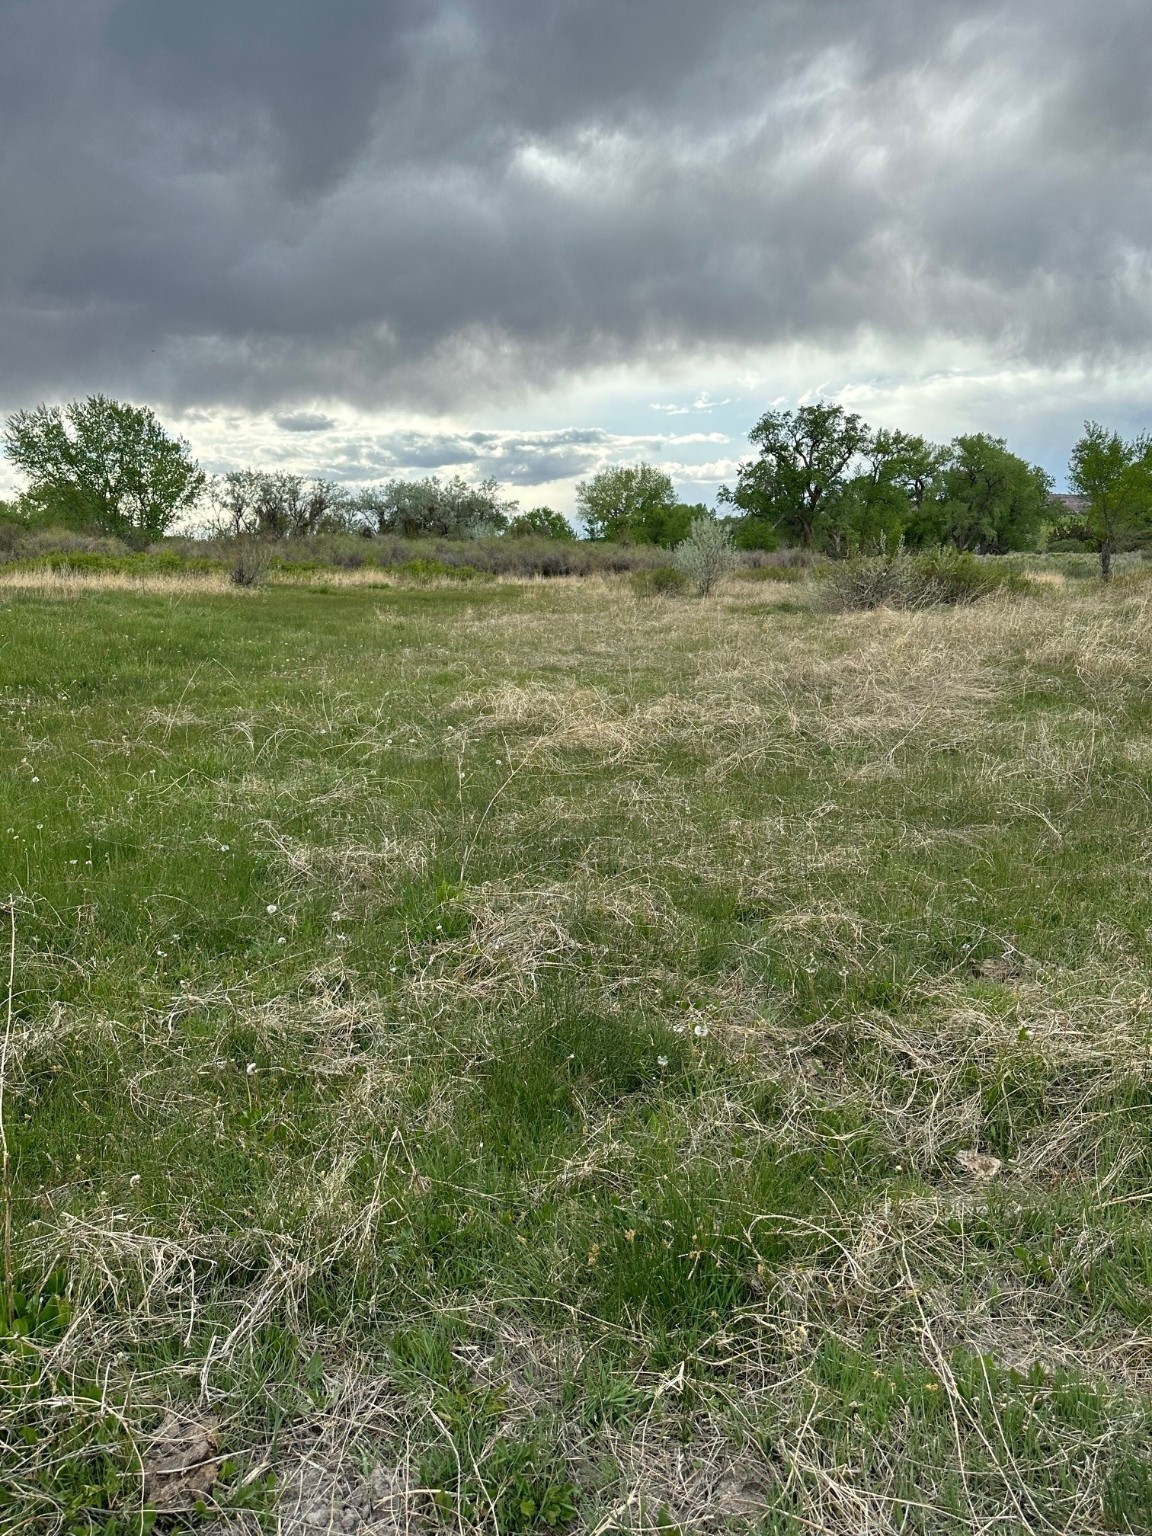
4;394;1151;579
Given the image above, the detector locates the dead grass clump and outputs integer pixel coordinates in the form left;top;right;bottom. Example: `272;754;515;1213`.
261;824;429;897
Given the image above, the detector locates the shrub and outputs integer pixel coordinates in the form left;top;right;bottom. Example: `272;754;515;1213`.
734;562;807;583
630;565;691;598
825;546;1028;611
229;538;269;587
672;516;738;596
396;558;487;584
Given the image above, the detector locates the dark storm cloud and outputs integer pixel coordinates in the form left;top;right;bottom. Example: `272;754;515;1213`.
0;0;1149;415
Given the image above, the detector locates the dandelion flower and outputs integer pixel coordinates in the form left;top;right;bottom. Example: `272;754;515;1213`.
623;1229;636;1243
657;1055;669;1067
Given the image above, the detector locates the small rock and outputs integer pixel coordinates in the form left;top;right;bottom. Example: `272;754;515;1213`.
974;955;1020;983
142;1411;220;1513
955;1149;1003;1179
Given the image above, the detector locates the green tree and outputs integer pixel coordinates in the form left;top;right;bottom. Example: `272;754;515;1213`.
507;506;576;540
1068;422;1152;581
358;475;514;538
211;470;350;538
923;434;1051;553
575;463;678;543
3;395;205;541
720;403;872;551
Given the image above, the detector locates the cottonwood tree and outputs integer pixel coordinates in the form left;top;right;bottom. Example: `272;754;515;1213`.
720;403;871;551
833;431;945;553
1069;422;1152;580
575;463;680;544
924;434;1051;553
4;395;205;541
507;506;576;539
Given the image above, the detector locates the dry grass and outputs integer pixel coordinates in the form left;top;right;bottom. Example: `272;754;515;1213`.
0;567;234;596
3;571;1152;1532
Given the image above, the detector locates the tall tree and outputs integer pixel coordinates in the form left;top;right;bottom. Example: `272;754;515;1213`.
925;434;1051;553
840;430;946;552
575;463;679;544
1068;422;1152;581
211;471;350;537
364;475;514;538
720;403;871;551
4;395;205;540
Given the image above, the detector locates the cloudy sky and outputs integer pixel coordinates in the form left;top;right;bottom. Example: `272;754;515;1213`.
2;0;1150;510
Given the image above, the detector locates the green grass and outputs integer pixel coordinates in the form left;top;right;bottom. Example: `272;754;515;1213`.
1;571;1151;1532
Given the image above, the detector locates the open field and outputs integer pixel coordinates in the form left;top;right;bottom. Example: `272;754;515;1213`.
2;570;1152;1533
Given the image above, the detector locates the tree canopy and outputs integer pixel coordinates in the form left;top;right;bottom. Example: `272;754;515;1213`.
576;463;684;545
507;506;576;540
1068;422;1152;580
720;403;871;550
364;475;515;539
211;471;348;538
722;408;1052;556
3;395;205;541
915;434;1052;554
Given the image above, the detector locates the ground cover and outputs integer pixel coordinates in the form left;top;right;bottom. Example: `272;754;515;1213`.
1;569;1151;1533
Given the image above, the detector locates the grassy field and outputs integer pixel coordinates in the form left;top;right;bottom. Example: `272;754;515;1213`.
1;568;1151;1534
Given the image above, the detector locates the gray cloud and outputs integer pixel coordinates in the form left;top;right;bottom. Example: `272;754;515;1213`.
316;425;727;487
0;0;1149;419
275;411;337;432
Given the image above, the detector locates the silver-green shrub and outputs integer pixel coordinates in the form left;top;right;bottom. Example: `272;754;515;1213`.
672;516;737;596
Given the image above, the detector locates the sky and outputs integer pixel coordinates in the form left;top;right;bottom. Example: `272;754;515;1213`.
2;0;1150;512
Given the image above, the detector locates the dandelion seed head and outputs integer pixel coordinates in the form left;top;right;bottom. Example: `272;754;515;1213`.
246;1062;257;1076
694;1024;709;1038
657;1055;669;1067
266;903;278;914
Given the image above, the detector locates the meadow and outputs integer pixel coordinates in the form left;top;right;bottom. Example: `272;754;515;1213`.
1;565;1151;1534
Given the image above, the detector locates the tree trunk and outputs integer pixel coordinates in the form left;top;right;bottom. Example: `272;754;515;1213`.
1101;541;1113;582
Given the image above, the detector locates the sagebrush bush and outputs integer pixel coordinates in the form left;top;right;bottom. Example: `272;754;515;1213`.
672;516;738;596
825;546;1028;611
229;538;269;587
